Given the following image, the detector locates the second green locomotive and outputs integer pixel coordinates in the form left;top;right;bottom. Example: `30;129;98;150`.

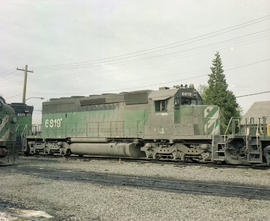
10;103;33;152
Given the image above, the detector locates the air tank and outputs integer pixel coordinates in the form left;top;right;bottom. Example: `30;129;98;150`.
69;142;145;158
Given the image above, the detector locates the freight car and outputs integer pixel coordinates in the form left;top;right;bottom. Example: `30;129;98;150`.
0;96;16;162
24;85;221;162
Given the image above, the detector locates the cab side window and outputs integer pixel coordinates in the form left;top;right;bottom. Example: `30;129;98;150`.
155;100;168;112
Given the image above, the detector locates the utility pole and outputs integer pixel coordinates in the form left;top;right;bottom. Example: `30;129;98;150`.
16;65;34;104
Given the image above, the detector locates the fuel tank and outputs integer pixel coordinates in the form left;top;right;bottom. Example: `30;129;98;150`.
69;142;145;158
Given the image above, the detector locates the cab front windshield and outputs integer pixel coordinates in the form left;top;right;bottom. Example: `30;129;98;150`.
174;90;202;109
181;97;198;105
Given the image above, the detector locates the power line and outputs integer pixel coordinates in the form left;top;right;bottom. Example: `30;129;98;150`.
33;14;270;69
0;69;17;79
3;29;267;101
236;91;270;98
39;30;270;86
226;58;270;71
31;56;270;96
131;32;270;76
91;57;270;93
35;28;270;73
5;94;21;100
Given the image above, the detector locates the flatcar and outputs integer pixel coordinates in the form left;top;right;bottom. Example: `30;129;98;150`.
0;96;16;163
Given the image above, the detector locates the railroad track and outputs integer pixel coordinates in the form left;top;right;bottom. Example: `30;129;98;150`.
19;154;269;170
4;165;270;201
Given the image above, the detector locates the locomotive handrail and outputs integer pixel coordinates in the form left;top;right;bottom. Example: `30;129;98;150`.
32;124;42;136
224;117;233;136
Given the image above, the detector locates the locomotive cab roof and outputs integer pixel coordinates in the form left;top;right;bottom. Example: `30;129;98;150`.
149;88;178;100
10;103;34;115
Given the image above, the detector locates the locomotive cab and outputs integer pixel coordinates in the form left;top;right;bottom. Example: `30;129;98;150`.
142;85;219;160
146;85;215;141
152;85;202;113
10;103;33;152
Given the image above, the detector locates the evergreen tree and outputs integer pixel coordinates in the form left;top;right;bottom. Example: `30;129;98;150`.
204;52;240;133
197;84;208;104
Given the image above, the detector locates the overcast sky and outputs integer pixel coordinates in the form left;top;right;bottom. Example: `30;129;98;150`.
1;0;270;123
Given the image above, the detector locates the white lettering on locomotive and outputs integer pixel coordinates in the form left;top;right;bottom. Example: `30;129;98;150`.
181;92;193;97
45;118;62;128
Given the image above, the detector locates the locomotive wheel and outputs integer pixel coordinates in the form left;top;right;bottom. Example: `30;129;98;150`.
24;146;30;156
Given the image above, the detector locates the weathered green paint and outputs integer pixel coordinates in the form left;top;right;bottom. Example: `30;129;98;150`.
42;109;117;138
42;107;150;139
124;109;148;137
174;105;220;135
0;101;16;145
16;115;32;136
39;87;220;140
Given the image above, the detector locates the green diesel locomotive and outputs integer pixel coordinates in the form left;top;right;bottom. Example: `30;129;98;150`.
23;86;270;166
25;85;220;162
10;103;33;152
0;96;16;162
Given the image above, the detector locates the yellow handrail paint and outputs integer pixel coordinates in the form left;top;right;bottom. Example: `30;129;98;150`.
267;124;270;136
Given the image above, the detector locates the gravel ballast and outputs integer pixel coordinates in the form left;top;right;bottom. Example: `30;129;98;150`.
0;156;270;220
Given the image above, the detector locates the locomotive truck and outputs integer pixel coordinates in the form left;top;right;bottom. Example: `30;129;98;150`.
0;96;16;162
